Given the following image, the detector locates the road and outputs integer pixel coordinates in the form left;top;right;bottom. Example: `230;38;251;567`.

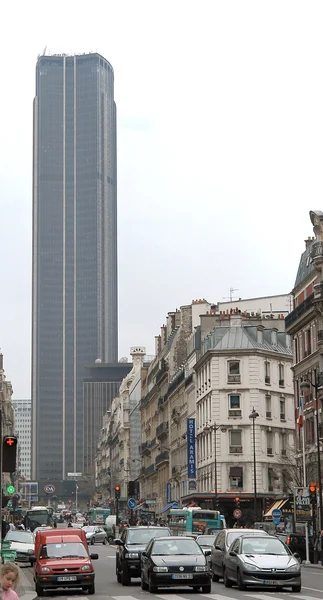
22;541;323;600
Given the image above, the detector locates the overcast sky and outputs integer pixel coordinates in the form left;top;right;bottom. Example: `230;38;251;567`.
0;0;322;397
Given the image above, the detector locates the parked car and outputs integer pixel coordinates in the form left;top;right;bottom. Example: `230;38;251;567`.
211;528;269;581
196;535;216;569
4;530;35;565
82;526;107;545
141;536;211;593
275;532;315;563
223;534;301;592
115;526;171;585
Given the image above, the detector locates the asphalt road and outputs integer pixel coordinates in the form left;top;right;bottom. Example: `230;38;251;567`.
22;541;323;600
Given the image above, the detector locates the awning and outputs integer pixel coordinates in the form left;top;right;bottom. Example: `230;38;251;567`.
160;502;179;513
263;498;288;518
230;467;242;477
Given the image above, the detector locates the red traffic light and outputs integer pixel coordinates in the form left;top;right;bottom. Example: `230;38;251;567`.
5;437;17;447
115;486;120;491
309;485;316;492
235;497;240;502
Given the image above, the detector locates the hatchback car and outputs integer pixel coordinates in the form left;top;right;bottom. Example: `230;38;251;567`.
211;528;269;581
115;526;171;585
141;536;211;593
223;534;301;592
82;525;107;545
4;530;35;565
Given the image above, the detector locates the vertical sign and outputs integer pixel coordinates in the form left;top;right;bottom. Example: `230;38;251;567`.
294;487;311;521
187;418;196;479
166;482;171;503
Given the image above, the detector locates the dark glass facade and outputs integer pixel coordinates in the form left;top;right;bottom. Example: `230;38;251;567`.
32;53;118;481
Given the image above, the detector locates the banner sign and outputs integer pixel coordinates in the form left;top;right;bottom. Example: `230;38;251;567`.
187;418;196;479
294;487;311;521
166;482;171;503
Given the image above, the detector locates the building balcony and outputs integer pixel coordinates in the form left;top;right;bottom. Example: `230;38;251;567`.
140;441;152;456
311;241;323;265
156;421;169;439
285;293;314;332
146;462;156;475
155;451;169;467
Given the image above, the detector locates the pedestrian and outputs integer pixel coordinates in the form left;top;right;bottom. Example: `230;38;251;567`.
0;562;20;600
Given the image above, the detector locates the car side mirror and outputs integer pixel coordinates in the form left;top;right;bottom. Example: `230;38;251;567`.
90;553;99;560
141;551;148;557
294;552;301;560
114;539;123;546
30;556;36;564
215;545;223;551
204;549;211;556
229;551;237;557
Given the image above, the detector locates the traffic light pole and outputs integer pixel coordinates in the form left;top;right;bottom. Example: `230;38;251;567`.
116;498;119;528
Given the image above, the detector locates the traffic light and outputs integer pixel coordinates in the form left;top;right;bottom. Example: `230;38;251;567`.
115;485;121;499
309;485;317;506
128;481;135;497
2;436;18;473
235;497;240;508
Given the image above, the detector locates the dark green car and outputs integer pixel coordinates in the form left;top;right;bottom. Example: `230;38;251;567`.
102;524;115;544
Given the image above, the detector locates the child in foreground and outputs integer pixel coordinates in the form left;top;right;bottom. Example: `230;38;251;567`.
1;562;20;600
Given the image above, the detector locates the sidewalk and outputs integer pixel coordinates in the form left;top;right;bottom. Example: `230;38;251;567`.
18;568;37;600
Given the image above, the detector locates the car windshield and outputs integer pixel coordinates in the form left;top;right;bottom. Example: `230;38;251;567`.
241;537;289;555
227;530;267;546
82;527;96;533
40;542;88;559
5;532;34;544
127;528;169;544
152;539;203;556
197;536;216;546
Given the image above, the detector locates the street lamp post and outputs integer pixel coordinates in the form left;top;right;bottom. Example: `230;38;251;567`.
300;372;323;532
249;407;259;522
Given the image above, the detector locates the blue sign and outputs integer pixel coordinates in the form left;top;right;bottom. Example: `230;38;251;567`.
272;518;281;525
187;418;196;479
127;498;137;509
188;480;197;491
272;508;282;520
166;482;171;503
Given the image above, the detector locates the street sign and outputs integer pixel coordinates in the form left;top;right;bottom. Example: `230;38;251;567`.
233;508;242;519
272;508;282;520
44;484;56;494
272;518;281;525
6;485;15;495
127;498;137;509
67;472;82;477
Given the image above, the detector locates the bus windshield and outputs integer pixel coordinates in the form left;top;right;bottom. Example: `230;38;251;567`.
26;509;52;531
168;508;223;534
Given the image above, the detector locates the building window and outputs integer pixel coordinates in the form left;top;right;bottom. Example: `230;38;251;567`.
228;361;241;384
280;398;286;421
267;431;273;455
281;433;287;456
266;394;272;418
279;364;285;387
265;361;271;384
229;430;242;453
228;395;241;416
268;468;274;491
229;466;243;489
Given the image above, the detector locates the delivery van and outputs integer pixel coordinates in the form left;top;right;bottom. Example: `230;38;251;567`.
32;528;98;595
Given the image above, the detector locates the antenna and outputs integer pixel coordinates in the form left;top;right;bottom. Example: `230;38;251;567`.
223;287;239;302
43;46;47;56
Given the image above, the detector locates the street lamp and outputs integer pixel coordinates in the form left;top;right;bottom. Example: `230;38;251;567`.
249;407;259;522
300;372;323;533
204;424;227;509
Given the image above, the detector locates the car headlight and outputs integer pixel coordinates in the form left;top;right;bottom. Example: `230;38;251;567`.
286;564;301;573
195;566;209;572
153;566;168;572
28;549;34;554
242;562;261;571
41;567;50;573
81;565;91;571
125;553;139;559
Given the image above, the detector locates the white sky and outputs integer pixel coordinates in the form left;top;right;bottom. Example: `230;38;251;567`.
0;0;321;397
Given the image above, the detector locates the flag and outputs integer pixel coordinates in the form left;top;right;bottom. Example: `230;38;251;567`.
297;397;303;429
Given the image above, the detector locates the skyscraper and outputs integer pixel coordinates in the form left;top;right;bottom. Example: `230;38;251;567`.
32;53;118;481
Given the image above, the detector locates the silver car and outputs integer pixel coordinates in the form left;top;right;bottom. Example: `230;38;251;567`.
82;525;107;545
223;535;301;592
211;528;269;581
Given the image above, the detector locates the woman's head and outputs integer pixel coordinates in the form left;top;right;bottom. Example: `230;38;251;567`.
1;562;20;590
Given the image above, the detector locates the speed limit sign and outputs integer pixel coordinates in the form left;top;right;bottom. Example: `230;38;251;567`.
233;508;242;519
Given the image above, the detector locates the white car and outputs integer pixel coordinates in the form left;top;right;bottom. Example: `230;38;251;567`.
4;531;35;565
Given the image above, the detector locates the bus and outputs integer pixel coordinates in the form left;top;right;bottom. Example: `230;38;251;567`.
25;506;53;531
168;508;225;535
88;507;111;524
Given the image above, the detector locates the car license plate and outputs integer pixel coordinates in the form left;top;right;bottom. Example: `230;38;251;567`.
56;576;77;582
172;574;193;579
263;580;280;585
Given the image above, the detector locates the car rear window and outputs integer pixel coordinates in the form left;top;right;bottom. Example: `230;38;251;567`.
127;528;170;544
227;530;268;546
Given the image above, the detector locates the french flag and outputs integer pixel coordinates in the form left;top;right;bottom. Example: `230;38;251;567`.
297;397;303;429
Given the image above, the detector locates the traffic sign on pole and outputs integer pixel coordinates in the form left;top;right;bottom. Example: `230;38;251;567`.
272;517;281;525
233;508;242;519
127;498;137;509
272;508;282;520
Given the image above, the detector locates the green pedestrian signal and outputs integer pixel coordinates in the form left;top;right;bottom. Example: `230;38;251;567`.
6;485;15;495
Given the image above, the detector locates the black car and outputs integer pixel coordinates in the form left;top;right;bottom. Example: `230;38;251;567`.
276;533;316;563
115;526;171;585
141;536;211;593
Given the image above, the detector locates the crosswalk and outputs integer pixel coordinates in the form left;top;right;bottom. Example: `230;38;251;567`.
39;592;323;600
